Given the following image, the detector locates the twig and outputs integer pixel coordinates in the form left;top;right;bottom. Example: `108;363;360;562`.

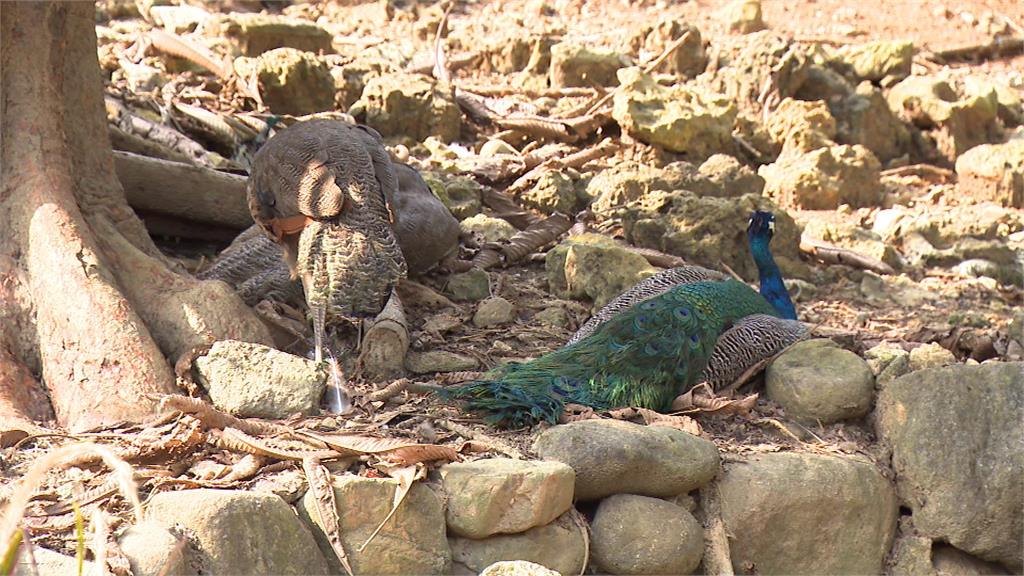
880;163;955;183
506;138;619;195
927;36;1024;63
800;235;896;275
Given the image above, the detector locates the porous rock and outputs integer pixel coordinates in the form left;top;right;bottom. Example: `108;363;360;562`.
907;342;956;371
759;143;883;209
590;494;704;575
450;511;587;575
118;521;192;576
352;72;461;142
766;338;875;424
718;452;898;575
297;475;451;575
613;67;737;158
545;233;656;309
233;48;334;116
832;83;912;163
473;297;516;328
955;140;1024;208
875;363;1024;570
194;340;325;419
461;214;519;243
549;42;628;88
146;489;330;575
520;170;577;214
446;268;491;301
208;13;332;57
832;40;913;83
533;419;719;501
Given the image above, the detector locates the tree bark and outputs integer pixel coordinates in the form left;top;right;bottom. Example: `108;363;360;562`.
0;2;272;431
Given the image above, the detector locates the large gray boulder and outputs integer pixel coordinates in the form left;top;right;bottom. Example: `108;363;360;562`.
875;362;1024;570
590;494;703;575
717;452;898;575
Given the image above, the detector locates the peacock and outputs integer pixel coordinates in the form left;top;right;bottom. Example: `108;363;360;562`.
443;211;807;428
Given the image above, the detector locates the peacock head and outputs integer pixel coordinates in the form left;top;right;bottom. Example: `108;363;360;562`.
747;210;776;243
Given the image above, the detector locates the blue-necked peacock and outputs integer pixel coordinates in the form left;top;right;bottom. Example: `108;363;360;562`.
443;211;807;428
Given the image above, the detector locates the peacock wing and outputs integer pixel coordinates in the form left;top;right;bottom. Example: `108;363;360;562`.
702;314;809;389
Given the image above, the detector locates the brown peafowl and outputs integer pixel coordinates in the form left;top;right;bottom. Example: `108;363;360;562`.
443;211;807;427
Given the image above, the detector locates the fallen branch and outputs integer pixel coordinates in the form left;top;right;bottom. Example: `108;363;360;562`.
471;213;573;269
799;235;896;275
506;138;619;195
113;151;252;230
358;294;410;382
699;483;735;576
927;36;1024;63
106;97;215;167
879;163;956;183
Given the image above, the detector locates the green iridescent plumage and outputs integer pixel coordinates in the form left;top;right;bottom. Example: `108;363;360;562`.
444;279;780;428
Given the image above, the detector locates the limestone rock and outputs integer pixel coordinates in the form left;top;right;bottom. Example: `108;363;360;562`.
147;489;330;575
613;68;736;158
697;154;766;197
446;268;491;301
118;521;192;576
590;494;704;575
875;363;1024;570
766;338;875;424
480;139;520;157
887;76;1001;162
533;305;570;328
963;77;1023;125
473;297;516;328
451;512;586;575
549;43;628;88
908;342;956;371
832;83;912;163
441;459;575;538
545;233;657;309
461;214;518;243
297;476;451;575
955;140;1024;208
864;342;911;387
718;452;898;575
208;13;332;57
721;0;766;34
533;419;719;500
424;173;483;220
587;161;685;213
14;547;97;576
759;144;883;209
406;350;479;374
521;171;577;214
352;72;461;142
633;19;706;78
478;560;562;576
606;191;806;282
194;340;325;419
833;41;913;83
233;48;334;116
765;98;837;152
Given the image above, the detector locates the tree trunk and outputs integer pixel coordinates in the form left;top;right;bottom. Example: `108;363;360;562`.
0;2;273;431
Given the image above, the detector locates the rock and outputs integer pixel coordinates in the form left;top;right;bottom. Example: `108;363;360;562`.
955;140;1024;208
118;521;192;576
545;233;657;309
759;144;883;209
116;61;166;93
207;13;333;57
718;452;898;575
233;48;334;116
887;76;1000;162
933;544;1011;575
451;511;587;575
194;340;325;419
963;77;1023;126
352;72;461;142
633;19;706;78
764;98;837;152
446;268;491;301
908;342;956;371
549;42;628;88
864;342;911;387
766;338;875;424
520;171;577;214
587;161;684;213
478;560;562;576
606;191;806;282
406;350;479;374
297;475;451;575
590;494;704;575
440;459;575;538
795;64;855;102
15;547;99;575
702;32;810;114
480;139;520;156
613;68;737;158
832;83;912;163
697;154;766;197
801;219;903;270
533;305;570;328
721;0;766;34
875;363;1024;570
860;272;939;307
533;419;720;501
833;41;913;83
461;214;519;243
425;174;483;220
473;297;516;328
147;489;330;575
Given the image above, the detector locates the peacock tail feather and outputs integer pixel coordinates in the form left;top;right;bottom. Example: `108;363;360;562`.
444;279;780;427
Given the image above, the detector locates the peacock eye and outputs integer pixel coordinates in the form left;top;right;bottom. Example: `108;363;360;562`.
640;300;658;310
689;334;700;344
675;307;690;319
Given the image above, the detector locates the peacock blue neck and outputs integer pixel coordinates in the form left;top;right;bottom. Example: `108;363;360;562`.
749;234;798;320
